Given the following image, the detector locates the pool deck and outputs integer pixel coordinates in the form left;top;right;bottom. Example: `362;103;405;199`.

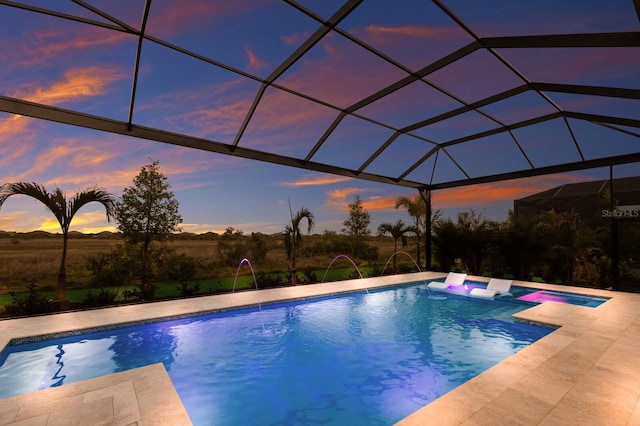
0;272;638;425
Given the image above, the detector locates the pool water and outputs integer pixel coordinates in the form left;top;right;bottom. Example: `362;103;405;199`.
0;283;553;425
511;289;609;307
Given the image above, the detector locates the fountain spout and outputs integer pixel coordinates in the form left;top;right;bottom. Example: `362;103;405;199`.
380;250;422;276
321;254;368;294
231;258;265;330
321;254;364;283
232;258;259;293
380;251;441;299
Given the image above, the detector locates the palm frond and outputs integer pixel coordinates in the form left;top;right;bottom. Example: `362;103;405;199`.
68;185;117;222
0;182;50;207
0;182;65;224
292;207;315;234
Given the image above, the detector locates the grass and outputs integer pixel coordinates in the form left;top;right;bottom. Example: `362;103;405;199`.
0;232;421;315
0;236;122;292
0;267;376;310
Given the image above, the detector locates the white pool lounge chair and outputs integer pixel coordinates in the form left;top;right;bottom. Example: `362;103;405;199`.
469;278;513;298
428;272;467;290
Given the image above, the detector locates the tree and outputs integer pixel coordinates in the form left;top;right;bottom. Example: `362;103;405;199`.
342;195;371;256
395;194;426;266
377;219;415;270
283;206;315;285
217;227;269;266
455;210;497;274
0;182;116;302
431;209;496;274
115;160;182;298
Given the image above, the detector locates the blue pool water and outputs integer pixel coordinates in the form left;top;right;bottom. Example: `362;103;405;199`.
0;283;553;425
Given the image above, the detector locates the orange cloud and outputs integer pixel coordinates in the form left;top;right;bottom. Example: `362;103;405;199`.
365;24;460;41
181;99;253;139
277;33;405;108
281;31;311;46
281;175;353;187
0;127;230;198
323;187;398;213
324;187;363;211
0;116;35;171
20;66;126;105
163;77;255;139
0;115;32;143
362;195;398;211
432;174;589;209
22;139;115;179
0;65;125;178
245;45;267;70
4;26;131;70
146;0;272;37
239;87;339;153
321;174;593;218
0;211;36;231
30;145;74;175
3;136;130;191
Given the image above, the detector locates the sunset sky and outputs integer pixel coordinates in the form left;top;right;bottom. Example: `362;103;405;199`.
0;0;638;235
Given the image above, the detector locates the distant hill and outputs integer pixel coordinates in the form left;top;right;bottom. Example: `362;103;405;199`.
0;230;59;239
0;230;221;240
0;230;121;239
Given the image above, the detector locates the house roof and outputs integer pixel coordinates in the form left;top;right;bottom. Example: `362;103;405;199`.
514;176;640;218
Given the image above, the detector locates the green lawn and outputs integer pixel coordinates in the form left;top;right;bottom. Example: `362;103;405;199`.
1;267;377;313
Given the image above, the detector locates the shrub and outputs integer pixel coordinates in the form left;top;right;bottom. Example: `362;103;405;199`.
369;264;384;277
348;268;364;279
4;281;58;317
159;252;198;282
122;281;157;301
255;272;285;288
216;229;269;266
397;263;418;274
156;251;201;297
82;288;120;308
360;245;379;262
176;281;201;297
302;267;318;283
86;245;138;287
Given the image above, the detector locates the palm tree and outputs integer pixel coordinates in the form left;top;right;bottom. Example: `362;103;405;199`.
283;206;315;285
0;182;116;302
395;195;426;267
377;219;415;270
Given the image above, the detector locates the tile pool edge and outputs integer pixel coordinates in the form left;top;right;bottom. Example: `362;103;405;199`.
0;363;192;425
396;281;640;426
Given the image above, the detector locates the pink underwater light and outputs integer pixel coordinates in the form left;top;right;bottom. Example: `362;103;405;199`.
516;291;567;304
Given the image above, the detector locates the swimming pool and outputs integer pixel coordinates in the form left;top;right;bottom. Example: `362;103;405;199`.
0;283;553;425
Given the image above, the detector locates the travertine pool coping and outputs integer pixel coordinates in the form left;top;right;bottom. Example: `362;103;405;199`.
0;272;638;425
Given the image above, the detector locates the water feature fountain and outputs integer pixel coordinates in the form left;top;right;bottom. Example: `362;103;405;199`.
380;250;422;276
380;251;445;299
232;258;266;330
321;254;369;294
